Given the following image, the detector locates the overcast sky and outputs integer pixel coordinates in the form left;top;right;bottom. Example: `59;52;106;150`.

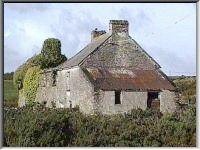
4;3;196;75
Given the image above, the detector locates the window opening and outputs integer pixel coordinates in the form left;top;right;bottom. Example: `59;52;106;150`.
115;91;121;104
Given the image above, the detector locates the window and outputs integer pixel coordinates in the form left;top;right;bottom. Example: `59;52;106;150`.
66;71;70;91
67;71;70;78
115;91;121;104
52;70;57;86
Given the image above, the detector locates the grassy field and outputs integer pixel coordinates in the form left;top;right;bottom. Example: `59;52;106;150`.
173;77;196;104
4;80;18;107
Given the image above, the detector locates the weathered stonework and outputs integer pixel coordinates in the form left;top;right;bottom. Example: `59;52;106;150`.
94;90;147;115
82;33;159;70
35;67;95;114
18;90;26;107
109;20;129;35
160;90;177;113
18;20;177;114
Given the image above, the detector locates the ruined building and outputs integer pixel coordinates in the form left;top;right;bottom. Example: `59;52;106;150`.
19;20;177;114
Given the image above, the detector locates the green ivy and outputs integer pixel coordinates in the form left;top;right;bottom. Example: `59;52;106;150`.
13;56;38;88
13;38;67;104
23;66;41;104
39;38;67;69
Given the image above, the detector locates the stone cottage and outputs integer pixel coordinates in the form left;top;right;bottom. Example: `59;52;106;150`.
19;20;177;114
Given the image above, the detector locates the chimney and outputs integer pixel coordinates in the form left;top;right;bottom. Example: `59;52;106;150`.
109;20;129;35
91;28;106;41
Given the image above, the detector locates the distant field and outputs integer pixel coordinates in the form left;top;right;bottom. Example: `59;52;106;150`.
4;80;18;107
173;77;196;104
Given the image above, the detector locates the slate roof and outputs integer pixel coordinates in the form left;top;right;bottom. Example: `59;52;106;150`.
57;33;111;69
83;67;175;91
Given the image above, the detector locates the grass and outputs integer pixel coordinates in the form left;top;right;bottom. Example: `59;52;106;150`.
4;80;18;107
173;77;196;104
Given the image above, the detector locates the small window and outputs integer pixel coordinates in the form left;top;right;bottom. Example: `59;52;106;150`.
66;71;70;91
115;91;121;104
52;70;57;86
67;71;70;78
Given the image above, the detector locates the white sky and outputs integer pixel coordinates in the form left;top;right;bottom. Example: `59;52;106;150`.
4;3;196;75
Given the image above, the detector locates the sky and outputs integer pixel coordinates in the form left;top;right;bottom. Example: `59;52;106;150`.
4;3;196;76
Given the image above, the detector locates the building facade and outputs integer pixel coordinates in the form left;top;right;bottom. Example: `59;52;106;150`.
19;20;177;114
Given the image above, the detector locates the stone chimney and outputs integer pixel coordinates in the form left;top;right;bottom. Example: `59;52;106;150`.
109;20;129;35
91;28;106;42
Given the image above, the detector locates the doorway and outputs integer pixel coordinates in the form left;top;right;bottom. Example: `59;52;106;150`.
147;92;160;110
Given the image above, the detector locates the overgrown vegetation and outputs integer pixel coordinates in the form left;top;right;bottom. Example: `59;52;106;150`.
13;56;38;87
4;105;196;147
23;66;42;104
173;77;196;104
4;73;196;146
37;38;67;69
12;38;67;105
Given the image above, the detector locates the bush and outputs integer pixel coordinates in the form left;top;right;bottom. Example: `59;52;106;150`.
173;78;196;104
4;106;196;147
4;107;75;146
38;38;67;69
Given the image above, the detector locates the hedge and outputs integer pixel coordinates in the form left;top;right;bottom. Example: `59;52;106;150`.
4;105;196;147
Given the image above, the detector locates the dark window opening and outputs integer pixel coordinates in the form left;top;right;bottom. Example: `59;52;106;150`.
52;70;57;86
147;92;160;109
115;91;121;104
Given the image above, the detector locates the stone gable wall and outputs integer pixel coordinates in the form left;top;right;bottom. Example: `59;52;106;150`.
81;34;158;70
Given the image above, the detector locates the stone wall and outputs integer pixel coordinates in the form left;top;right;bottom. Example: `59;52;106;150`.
93;89;177;114
35;67;95;114
160;90;176;113
18;90;26;107
82;33;159;70
94;90;147;115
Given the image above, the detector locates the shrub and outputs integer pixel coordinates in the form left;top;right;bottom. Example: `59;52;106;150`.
4;106;196;147
4;107;74;146
38;38;67;69
173;77;196;104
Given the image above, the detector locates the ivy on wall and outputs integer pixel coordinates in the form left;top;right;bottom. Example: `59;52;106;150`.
13;56;38;88
13;38;67;105
23;66;41;104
